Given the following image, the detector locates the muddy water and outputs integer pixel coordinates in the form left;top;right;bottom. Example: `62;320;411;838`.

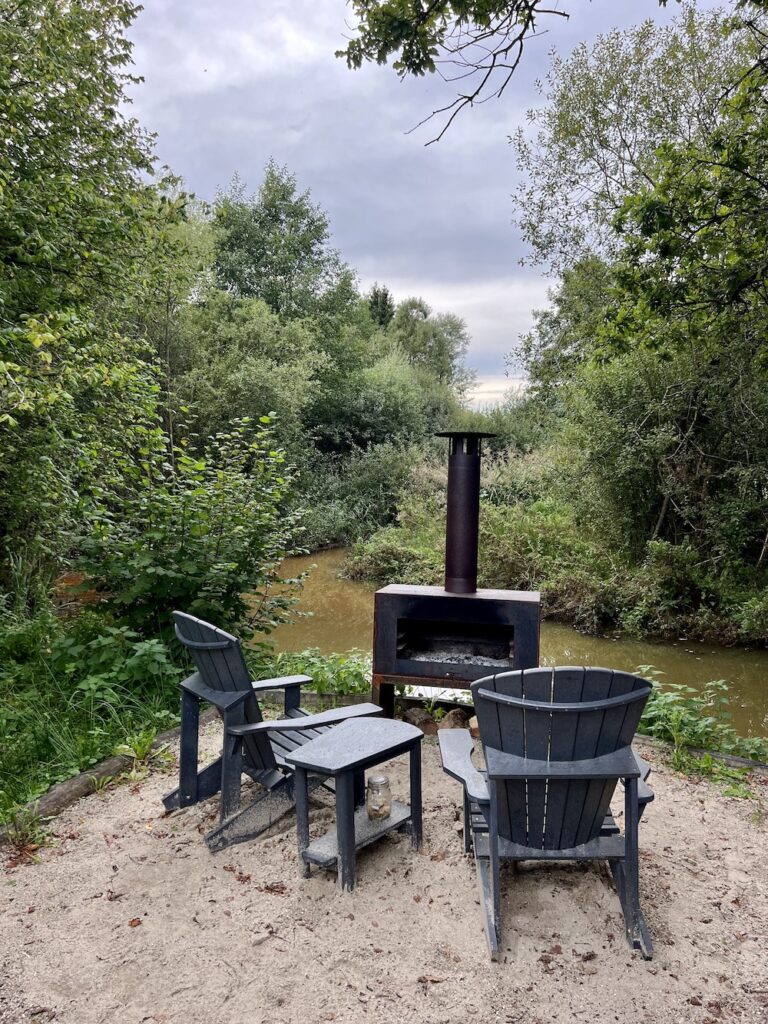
269;550;768;738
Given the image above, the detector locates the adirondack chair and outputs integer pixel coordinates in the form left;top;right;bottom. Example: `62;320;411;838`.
439;667;655;960
163;612;381;851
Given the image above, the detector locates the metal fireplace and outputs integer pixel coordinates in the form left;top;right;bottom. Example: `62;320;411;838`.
372;431;540;716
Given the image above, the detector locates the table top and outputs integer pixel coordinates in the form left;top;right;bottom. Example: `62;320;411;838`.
285;717;422;773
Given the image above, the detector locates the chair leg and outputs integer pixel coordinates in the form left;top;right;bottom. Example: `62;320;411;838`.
462;791;472;854
613;777;653;959
178;689;201;806
485;782;502;960
220;726;243;824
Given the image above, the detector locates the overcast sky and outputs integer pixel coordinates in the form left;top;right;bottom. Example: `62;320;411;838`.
128;1;721;402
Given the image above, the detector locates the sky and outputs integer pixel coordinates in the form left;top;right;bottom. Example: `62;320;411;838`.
127;1;721;405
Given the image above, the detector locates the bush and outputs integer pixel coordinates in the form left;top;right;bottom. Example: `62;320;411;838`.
79;418;303;642
0;609;181;821
260;647;372;698
638;669;768;763
300;442;419;549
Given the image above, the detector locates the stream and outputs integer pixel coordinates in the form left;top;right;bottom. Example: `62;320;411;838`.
269;549;768;738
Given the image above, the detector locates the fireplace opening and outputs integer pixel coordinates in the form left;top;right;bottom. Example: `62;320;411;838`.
396;618;514;669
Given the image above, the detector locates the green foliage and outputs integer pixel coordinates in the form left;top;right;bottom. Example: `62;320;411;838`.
387;297;472;390
0;0;161;318
637;669;768;763
213;165;358;322
79;419;303;642
263;648;372;698
512;4;751;270
2;804;52;855
300;442;420;549
0;312;161;605
368;283;395;327
0;610;181;821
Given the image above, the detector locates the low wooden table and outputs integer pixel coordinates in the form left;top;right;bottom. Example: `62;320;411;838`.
285;718;423;891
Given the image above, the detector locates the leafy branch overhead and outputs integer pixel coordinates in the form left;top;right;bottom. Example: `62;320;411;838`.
337;0;686;142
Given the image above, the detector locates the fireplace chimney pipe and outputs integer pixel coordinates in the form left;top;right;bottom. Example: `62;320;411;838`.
436;431;495;594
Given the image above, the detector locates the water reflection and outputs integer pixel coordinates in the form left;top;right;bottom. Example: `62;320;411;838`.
267;549;768;738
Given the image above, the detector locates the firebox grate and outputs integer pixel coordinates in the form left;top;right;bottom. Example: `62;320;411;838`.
397;618;514;668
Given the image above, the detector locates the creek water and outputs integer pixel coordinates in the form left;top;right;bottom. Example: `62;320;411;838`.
269;549;768;738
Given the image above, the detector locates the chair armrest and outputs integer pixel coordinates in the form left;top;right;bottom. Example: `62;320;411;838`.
250;674;312;713
227;702;381;736
632;746;655;807
249;674;312;693
485;744;641;782
180;673;252;712
438;729;489;805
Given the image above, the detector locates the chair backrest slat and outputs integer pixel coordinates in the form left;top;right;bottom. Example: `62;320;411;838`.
173;611;276;773
520;668;554;848
482;671;526;842
472;666;650;851
544;667;586;848
554;667;612;848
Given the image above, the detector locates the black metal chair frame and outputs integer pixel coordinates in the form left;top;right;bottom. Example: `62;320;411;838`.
162;612;381;851
439;667;655;961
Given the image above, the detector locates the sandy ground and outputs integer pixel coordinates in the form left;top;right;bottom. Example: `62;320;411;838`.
1;722;767;1024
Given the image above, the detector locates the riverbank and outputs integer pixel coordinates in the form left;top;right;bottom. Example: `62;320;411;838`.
2;719;766;1024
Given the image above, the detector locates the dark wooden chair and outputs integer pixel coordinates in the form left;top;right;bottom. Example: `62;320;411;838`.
439;667;655;960
163;612;381;851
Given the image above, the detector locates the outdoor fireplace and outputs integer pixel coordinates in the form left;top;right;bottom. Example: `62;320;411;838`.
372;431;540;716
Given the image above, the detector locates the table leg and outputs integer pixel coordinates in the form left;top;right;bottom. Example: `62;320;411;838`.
409;740;423;851
353;769;366;809
294;766;310;878
335;771;356;891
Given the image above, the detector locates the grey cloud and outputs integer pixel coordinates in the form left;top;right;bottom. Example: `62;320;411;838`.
129;0;722;376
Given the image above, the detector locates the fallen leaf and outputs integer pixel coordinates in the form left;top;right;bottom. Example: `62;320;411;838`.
256;881;288;894
417;975;446;984
128;917;142;928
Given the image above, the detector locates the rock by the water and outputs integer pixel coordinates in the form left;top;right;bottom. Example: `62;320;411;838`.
437;708;469;730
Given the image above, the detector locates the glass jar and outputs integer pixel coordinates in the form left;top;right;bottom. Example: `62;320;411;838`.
366;774;392;821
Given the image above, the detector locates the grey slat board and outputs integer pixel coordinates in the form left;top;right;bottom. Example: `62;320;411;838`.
472;671;526;845
473;831;625;862
520;667;554;848
581;670;640;844
560;667;614;849
302;801;410;867
545;667;586;849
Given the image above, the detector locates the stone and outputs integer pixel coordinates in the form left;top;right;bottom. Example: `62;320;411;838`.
469;715;480;738
438;708;469;730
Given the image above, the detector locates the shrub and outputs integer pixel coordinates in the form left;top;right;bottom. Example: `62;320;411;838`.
0;609;182;821
638;668;768;763
261;647;372;698
79;418;303;642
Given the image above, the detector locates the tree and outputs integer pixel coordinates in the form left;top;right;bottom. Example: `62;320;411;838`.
517;256;612;403
0;0;176;603
213;164;358;321
511;3;754;271
0;0;169;319
368;283;396;327
338;0;687;142
388;297;473;389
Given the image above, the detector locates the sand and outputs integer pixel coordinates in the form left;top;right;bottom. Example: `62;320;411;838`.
1;722;767;1024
